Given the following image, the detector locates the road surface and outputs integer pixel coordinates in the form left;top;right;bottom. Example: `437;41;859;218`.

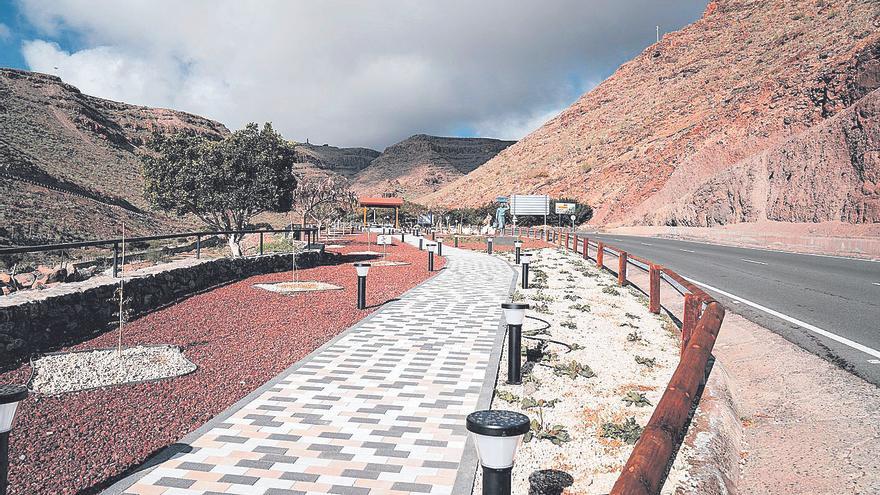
580;233;880;386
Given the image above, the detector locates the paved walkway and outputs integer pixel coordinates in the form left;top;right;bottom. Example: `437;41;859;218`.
109;238;514;495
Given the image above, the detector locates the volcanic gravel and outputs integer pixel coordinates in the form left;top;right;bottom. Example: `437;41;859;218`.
0;235;444;495
31;345;196;395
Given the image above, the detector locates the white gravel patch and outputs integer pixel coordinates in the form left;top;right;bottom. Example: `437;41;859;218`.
474;248;689;494
32;345;197;395
254;281;343;294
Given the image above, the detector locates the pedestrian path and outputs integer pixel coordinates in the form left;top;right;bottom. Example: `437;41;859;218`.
109;238;514;495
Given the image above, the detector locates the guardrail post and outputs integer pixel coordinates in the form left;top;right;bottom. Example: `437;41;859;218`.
618;251;627;286
649;265;661;313
682;294;700;353
573;234;578;253
596;242;604;269
112;242;119;278
583;238;589;260
196;235;201;259
259;232;264;256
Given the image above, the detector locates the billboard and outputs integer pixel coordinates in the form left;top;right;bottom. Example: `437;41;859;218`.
555;202;576;214
510;195;550;216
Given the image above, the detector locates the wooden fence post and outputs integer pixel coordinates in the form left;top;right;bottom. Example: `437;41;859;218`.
596;242;604;269
573;234;578;253
649;265;661;313
682;294;701;354
583;238;589;260
618;251;628;286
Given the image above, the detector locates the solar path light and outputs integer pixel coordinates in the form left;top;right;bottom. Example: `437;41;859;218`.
466;410;530;495
419;237;424;251
354;263;370;309
437;239;444;256
0;385;27;495
487;236;494;255
514;239;523;264
501;303;529;385
520;253;532;289
427;243;437;272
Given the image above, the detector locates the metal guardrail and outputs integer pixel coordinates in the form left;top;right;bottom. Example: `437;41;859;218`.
0;227;319;278
545;229;726;495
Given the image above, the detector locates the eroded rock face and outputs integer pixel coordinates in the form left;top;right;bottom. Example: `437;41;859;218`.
352;134;515;199
425;0;880;228
292;143;380;180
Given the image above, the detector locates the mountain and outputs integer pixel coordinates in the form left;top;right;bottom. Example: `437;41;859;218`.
0;68;229;245
351;134;515;199
423;0;880;228
292;142;380;181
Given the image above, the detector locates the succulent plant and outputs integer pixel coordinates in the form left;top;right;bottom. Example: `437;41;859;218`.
635;355;657;369
622;391;652;407
553;361;596;379
599;417;643;445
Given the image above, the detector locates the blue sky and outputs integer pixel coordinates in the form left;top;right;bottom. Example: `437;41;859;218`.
0;0;706;149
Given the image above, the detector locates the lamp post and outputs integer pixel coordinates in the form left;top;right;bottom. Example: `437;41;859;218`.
0;385;27;495
427;243;436;272
466;410;530;495
487;237;494;255
354;263;370;309
521;253;531;289
501;303;529;385
514;239;523;265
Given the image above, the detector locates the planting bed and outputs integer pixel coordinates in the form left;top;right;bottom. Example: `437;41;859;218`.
0;234;443;495
475;247;690;494
453;235;549;252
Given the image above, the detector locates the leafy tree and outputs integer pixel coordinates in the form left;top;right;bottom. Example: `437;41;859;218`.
143;122;295;257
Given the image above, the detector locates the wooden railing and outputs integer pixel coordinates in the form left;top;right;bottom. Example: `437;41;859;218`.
541;228;726;495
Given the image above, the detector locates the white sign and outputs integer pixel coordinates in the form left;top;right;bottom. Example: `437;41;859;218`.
555;202;576;214
510;194;550;216
376;235;393;245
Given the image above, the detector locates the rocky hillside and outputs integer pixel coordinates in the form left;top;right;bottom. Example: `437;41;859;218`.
292;142;380;181
424;0;880;228
0;68;228;245
352;134;514;199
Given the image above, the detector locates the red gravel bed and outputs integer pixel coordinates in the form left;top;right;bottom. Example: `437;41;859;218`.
0;235;444;495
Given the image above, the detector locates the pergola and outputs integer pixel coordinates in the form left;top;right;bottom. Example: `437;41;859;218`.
359;196;404;228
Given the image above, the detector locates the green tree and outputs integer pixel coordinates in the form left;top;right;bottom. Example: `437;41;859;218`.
143;122;295;257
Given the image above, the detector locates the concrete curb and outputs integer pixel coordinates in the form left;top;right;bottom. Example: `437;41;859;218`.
675;358;742;495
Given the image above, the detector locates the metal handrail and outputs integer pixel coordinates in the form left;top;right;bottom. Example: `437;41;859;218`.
0;227;318;255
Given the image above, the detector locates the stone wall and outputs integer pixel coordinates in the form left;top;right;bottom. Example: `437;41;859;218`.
0;251;320;370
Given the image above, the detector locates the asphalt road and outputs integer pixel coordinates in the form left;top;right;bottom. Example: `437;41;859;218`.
580;233;880;386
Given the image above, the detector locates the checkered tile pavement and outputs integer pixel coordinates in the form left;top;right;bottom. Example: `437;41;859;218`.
112;238;513;495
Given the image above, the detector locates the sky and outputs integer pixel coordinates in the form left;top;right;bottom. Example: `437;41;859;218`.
0;0;705;150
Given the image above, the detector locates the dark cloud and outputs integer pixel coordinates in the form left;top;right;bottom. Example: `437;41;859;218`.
19;0;706;148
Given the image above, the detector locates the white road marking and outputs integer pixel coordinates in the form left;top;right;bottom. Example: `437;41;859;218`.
683;276;880;360
869;359;880;364
679;249;696;253
873;283;880;286
741;259;768;265
640;242;653;246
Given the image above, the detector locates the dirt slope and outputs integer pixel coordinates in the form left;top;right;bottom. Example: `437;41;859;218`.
352;134;514;199
0;68;228;244
424;0;880;228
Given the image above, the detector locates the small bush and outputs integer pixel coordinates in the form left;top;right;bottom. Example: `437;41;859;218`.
599;417;643;445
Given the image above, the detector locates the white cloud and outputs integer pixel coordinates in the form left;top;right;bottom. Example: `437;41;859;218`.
0;23;11;42
17;0;705;149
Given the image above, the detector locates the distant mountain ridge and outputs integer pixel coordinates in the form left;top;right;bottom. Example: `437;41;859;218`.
350;134;515;199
